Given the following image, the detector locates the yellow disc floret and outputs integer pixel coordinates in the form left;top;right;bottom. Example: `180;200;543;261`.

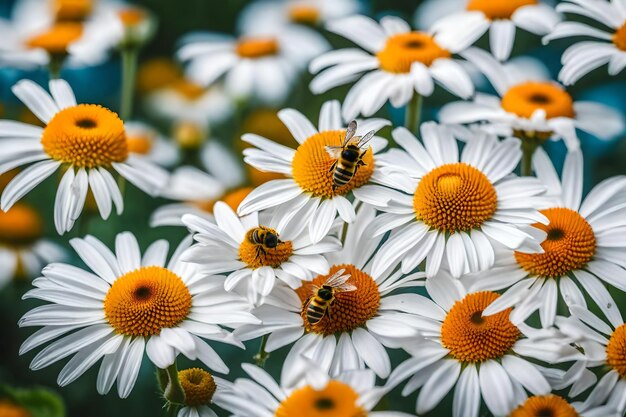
607;323;626;379
53;0;93;22
297;264;380;336
41;104;128;168
509;395;579;417
288;5;320;25
292;130;374;198
27;23;83;55
501;82;575;119
467;0;537;20
238;226;293;269
413;162;497;233
178;368;217;407
614;22;626;51
0;203;43;246
377;32;451;73
441;291;520;363
515;208;596;278
236;37;279;59
126;133;153;155
104;266;192;337
275;380;367;417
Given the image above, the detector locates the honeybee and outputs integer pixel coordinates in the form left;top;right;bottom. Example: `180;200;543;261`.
305;269;356;327
325;120;376;191
247;226;281;260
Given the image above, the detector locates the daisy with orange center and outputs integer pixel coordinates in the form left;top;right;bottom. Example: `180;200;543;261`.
465;149;626;328
355;122;548;279
507;394;620;417
182;202;340;305
544;0;626;85
440;48;625;151
309;15;475;119
386;272;583;417
19;232;258;398
237;100;389;243
175;367;229;417
0;79;168;235
234;206;427;379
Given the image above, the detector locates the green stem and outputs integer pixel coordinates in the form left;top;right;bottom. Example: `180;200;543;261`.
48;55;64;80
521;138;538;176
163;362;185;405
405;93;423;135
254;334;270;368
120;46;139;120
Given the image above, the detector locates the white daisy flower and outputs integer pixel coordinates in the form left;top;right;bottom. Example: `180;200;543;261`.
544;0;626;85
464;148;626;328
440;48;625;151
177;24;329;106
182;201;340;304
0;202;66;288
18;232;258;398
309;15;476;120
234;205;427;379
508;394;621;417
355;122;548;279
237;100;389;243
175;368;229;417
420;0;561;61
0;79;169;235
217;363;415;417
386;273;583;417
125;121;179;167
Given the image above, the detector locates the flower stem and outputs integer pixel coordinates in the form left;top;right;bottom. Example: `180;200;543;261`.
48;56;64;80
120;46;139;120
521;138;539;176
162;362;185;405
405;93;422;135
254;334;270;368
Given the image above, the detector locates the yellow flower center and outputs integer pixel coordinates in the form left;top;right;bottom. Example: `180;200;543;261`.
0;203;43;246
173;121;205;150
613;21;626;51
118;8;146;27
297;264;380;336
104;266;192;337
193;187;254;214
53;0;92;22
126;133;153;155
236;37;280;59
441;291;520;363
178;368;217;407
26;23;83;55
413;162;497;233
288;5;321;25
238;226;293;269
467;0;537;20
41;104;128;168
501;82;575;120
275;380;367;417
377;32;451;73
171;79;206;101
515;208;596;278
137;58;181;94
292;130;374;198
0;401;31;417
509;395;580;417
607;323;626;379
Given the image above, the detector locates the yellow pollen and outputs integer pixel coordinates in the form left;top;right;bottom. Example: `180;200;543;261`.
137;58;181;94
171;79;206;101
238;226;293;269
178;368;217;407
377;32;451;73
441;291;520;363
126;134;153;155
288;5;321;25
236;37;279;59
297;264;380;336
0;203;43;246
606;323;626;379
413;163;497;233
501;82;575;119
41;104;128;168
104;266;192;337
467;0;537;20
613;21;626;51
515;208;596;278
275;380;367;417
0;401;32;417
53;0;93;22
292;130;374;198
118;8;146;26
509;395;579;417
27;23;83;55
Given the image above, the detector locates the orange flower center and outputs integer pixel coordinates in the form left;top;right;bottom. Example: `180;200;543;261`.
126;133;153;155
173;121;205;150
53;0;92;22
413;162;497;233
501;82;575;119
236;37;279;59
441;291;520;363
467;0;537;20
137;58;181;94
297;264;380;336
41;104;128;168
509;395;579;417
288;5;321;25
0;203;43;246
377;32;451;73
118;8;146;26
0;401;31;417
238;226;293;269
515;208;596;278
275;380;367;417
27;23;83;55
178;368;217;407
171;79;206;101
104;266;192;337
607;323;626;379
613;21;626;51
292;130;375;198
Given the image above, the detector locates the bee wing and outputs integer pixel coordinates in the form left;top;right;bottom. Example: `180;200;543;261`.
343;120;358;146
308;284;321;295
357;130;376;149
325;146;343;160
324;269;351;287
335;283;357;293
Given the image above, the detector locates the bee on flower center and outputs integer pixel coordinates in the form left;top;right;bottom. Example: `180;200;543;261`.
247;226;281;260
304;268;356;327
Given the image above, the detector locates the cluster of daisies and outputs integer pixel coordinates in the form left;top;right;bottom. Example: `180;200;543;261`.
2;0;626;416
